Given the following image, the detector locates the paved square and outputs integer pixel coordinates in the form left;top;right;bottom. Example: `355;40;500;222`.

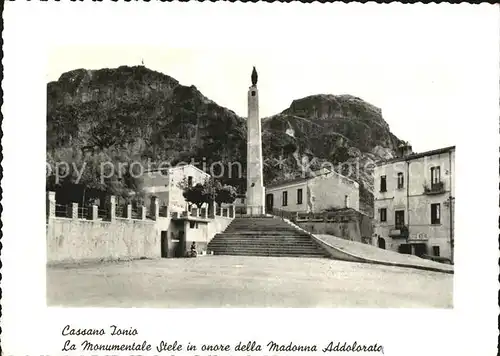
47;256;453;308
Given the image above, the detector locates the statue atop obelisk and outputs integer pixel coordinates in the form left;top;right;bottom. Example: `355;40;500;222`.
246;67;265;216
251;66;258;86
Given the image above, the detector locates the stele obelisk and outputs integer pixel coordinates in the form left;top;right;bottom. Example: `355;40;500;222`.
246;67;265;216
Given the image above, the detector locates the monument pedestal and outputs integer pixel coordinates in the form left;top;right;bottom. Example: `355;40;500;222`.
246;205;264;217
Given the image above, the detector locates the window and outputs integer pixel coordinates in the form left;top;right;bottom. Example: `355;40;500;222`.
431;203;441;224
189;221;196;229
397;172;404;189
241;198;245;204
395;210;405;228
187;176;193;187
433;246;440;257
282;191;288;206
251;91;256;97
380;175;387;192
430;166;441;184
297;189;303;205
379;208;387;222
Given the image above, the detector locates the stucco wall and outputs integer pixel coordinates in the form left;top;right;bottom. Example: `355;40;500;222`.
309;172;360;212
47;213;233;263
265;181;309;212
47;217;158;264
143;165;210;211
373;149;455;259
184;216;234;254
168;165;210;210
265;171;360;213
189;216;233;244
374;150;454;198
154;213;233;256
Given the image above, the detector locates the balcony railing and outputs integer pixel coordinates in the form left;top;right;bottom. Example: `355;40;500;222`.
423;181;445;195
389;225;409;238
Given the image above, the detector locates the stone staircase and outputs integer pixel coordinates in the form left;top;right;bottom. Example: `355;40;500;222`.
207;216;330;258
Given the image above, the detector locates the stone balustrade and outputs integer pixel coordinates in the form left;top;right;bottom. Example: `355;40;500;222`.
46;192;237;222
46;192;152;221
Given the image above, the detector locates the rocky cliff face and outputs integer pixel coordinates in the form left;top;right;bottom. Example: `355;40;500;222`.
260;94;402;216
47;66;405;213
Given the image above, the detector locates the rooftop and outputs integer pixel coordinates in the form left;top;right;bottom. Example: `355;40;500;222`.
144;164;210;176
376;145;455;167
266;169;357;189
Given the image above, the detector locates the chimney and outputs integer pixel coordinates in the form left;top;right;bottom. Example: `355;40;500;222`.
398;142;413;158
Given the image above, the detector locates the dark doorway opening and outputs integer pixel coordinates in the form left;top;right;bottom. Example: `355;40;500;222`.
398;244;412;255
265;193;274;213
413;243;428;257
377;237;386;249
176;231;186;257
161;231;168;258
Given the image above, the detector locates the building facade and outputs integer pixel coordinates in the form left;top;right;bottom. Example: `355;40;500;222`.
264;170;360;214
373;145;455;262
142;165;210;212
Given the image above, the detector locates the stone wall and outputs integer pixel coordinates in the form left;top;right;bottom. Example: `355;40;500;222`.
308;171;360;212
295;209;372;243
47;218;158;264
46;192;158;264
46;192;235;263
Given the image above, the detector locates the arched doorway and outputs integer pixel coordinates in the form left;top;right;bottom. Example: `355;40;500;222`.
378;237;386;249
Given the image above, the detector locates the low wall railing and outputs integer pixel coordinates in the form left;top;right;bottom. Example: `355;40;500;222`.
271;208;360;223
170;204;236;220
46;192;150;222
54;204;67;218
47;192;237;222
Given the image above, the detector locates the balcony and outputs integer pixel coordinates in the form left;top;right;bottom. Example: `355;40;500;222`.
389;225;409;238
423;181;445;195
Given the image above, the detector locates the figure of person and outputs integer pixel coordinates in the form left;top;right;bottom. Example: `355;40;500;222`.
190;242;197;257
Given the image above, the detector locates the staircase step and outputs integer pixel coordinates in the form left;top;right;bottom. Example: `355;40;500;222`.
212;237;314;242
224;228;303;231
211;251;328;258
208;242;319;251
227;225;295;231
210;246;326;253
209;245;323;250
211;239;314;243
209;243;319;248
211;236;315;242
217;233;309;237
210;216;328;259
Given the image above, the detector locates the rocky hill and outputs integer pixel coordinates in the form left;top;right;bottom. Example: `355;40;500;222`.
47;66;404;214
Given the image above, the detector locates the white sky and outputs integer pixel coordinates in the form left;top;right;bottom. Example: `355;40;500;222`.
46;3;498;153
